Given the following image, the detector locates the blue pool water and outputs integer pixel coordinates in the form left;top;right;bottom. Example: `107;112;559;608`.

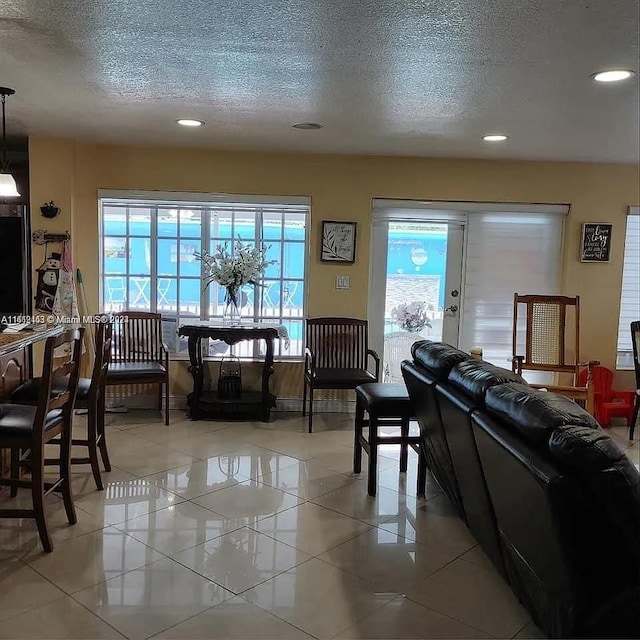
387;229;447;307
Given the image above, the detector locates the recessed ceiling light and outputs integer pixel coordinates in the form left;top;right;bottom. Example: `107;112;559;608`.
592;69;636;83
292;122;323;130
482;134;508;142
177;119;205;127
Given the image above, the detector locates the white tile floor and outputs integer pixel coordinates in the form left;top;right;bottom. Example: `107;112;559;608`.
0;412;637;639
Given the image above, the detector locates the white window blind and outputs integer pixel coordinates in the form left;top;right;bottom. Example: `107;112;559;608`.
459;211;564;369
616;208;640;368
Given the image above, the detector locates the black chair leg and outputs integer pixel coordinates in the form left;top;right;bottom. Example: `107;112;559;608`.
368;415;378;496
308;387;314;433
10;448;20;498
60;421;77;526
164;379;170;426
31;447;53;553
399;418;409;473
87;406;104;491
630;397;639;441
354;397;364;474
302;379;307;417
417;447;427;497
97;398;112;472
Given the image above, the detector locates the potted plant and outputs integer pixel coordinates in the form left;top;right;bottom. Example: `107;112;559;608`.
40;201;59;218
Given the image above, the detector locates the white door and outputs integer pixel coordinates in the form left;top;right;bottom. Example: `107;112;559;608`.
369;219;465;383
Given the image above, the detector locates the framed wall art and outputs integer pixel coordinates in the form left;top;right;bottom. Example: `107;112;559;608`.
321;220;357;263
580;223;612;262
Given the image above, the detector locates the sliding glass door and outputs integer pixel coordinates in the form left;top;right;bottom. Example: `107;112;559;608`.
370;200;567;382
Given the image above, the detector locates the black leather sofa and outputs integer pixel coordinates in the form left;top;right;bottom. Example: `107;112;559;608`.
402;341;640;639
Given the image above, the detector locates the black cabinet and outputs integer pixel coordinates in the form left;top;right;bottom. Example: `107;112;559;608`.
0;204;30;319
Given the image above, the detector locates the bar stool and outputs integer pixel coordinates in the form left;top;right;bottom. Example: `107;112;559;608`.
354;382;426;497
0;328;83;552
11;321;113;490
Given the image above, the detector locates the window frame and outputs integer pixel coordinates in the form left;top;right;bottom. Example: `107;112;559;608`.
99;192;310;360
616;206;640;370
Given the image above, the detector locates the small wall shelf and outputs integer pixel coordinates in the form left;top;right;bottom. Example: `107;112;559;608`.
32;230;71;245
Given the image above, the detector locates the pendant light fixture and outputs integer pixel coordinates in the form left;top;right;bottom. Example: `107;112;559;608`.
0;87;20;198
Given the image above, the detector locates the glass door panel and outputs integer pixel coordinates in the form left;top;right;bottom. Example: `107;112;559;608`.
369;220;463;383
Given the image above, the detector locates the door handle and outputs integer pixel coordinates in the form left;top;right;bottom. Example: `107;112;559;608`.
445;304;459;314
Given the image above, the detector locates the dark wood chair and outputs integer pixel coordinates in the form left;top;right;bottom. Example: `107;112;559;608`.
630;321;640;440
11;321;113;490
0;328;83;552
106;312;170;426
303;317;380;432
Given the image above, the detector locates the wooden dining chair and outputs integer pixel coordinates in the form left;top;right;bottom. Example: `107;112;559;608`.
0;328;83;552
106;311;170;425
303;317;380;432
10;321;113;490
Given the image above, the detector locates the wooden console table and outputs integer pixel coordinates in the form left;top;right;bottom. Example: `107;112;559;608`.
178;323;284;422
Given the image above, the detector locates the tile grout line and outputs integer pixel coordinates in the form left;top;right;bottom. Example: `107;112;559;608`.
0;556;128;639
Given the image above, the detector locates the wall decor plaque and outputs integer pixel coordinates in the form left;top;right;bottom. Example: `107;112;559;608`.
321;221;357;263
580;223;612;262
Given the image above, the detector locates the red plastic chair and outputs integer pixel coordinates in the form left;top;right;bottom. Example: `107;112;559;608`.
577;365;635;428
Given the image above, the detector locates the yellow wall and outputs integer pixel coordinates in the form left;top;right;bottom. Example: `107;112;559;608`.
28;136;640;394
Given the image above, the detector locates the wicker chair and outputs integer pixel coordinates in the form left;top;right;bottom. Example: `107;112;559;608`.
303;317;380;432
512;293;596;414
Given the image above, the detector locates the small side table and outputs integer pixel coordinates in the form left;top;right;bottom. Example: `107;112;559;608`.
178;323;281;422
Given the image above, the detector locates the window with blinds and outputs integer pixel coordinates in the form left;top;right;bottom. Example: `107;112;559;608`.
459;211;564;369
616;207;640;369
99;192;309;358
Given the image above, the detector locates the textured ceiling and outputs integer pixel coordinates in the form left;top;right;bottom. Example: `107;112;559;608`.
0;0;638;162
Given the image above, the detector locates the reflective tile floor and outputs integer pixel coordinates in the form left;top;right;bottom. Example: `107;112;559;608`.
0;412;637;639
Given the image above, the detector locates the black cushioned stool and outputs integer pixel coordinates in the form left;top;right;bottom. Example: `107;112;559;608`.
354;383;426;496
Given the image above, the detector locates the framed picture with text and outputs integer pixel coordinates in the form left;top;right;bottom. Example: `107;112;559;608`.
321;221;357;263
580;223;612;262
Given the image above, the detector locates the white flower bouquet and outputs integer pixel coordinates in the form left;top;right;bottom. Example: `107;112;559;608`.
391;301;432;333
196;240;276;312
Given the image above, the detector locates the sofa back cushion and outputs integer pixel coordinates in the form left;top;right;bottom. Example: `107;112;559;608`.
549;425;640;560
411;340;472;381
485;383;599;445
448;360;527;404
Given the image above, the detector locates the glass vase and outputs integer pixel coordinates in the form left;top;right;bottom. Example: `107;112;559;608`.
223;286;242;325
